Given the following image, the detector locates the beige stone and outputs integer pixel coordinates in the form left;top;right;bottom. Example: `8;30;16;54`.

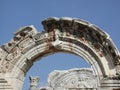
0;17;119;90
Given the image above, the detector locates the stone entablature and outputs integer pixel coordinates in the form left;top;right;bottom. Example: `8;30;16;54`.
29;68;98;90
0;17;119;90
47;68;97;90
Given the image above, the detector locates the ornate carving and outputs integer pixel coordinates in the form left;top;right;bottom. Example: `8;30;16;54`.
42;17;60;32
114;54;120;65
0;48;8;61
14;25;37;38
0;17;120;90
2;47;21;72
48;68;97;89
0;60;14;73
33;32;48;42
0;48;8;73
0;44;22;73
29;76;40;87
1;39;18;53
42;17;111;59
18;37;35;53
0;26;38;73
6;47;21;62
51;29;62;48
60;17;73;36
33;32;49;46
42;17;120;66
103;65;120;80
116;65;120;76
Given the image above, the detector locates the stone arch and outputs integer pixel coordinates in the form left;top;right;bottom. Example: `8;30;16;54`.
0;17;120;90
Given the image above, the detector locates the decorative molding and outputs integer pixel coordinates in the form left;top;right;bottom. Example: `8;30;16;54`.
48;68;97;89
0;17;120;90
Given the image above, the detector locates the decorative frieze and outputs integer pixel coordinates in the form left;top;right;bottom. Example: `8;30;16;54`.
48;68;97;89
42;17;120;66
6;47;21;61
0;48;8;62
0;61;14;73
14;25;37;38
0;17;120;90
116;65;120;77
33;32;48;41
18;37;35;54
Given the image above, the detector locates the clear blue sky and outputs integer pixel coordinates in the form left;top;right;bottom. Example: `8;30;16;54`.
0;0;120;90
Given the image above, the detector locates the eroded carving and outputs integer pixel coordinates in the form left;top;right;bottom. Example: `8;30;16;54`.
0;47;22;73
33;32;48;42
0;61;14;73
18;37;35;54
48;68;97;89
0;48;8;73
42;17;60;32
6;47;21;62
116;65;120;76
14;25;37;38
29;76;40;90
0;17;120;90
0;48;8;61
2;40;17;53
42;17;120;65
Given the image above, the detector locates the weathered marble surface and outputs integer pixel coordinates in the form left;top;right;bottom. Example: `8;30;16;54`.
0;17;119;90
47;68;97;89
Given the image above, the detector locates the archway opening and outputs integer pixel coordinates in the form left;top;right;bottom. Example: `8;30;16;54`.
22;52;90;90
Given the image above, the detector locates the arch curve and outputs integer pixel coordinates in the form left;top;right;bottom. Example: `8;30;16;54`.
0;17;120;90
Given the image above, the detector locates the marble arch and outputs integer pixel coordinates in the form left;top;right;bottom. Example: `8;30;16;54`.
0;17;120;90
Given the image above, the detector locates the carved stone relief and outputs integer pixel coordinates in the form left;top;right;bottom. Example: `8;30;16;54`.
14;25;37;38
0;48;8;62
47;68;97;89
0;60;14;73
0;17;120;90
0;48;8;73
18;37;35;54
29;76;40;87
116;65;120;76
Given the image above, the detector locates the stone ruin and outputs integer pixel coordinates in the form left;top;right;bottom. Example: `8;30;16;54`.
0;17;120;90
29;68;98;90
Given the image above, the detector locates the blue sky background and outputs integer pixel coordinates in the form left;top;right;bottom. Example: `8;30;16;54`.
0;0;120;90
